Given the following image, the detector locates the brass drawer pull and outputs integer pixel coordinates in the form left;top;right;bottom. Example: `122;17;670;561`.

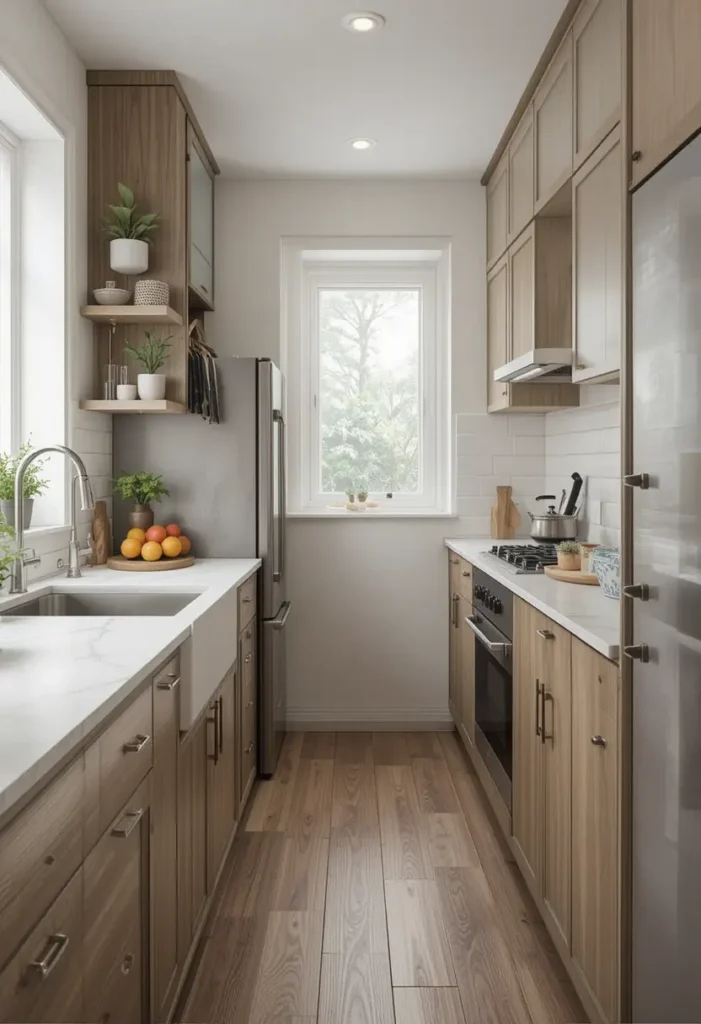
111;808;145;839
243;595;253;604
462;570;470;577
122;733;150;753
121;953;135;975
451;557;458;564
29;933;69;979
245;653;252;664
535;679;542;737
218;696;224;754
591;735;607;748
537;629;555;640
157;674;180;690
542;691;554;744
245;741;254;754
207;700;220;764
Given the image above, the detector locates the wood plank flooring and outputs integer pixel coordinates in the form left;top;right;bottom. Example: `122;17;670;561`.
179;731;586;1024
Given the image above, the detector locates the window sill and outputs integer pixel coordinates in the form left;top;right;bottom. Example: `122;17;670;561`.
287;511;459;520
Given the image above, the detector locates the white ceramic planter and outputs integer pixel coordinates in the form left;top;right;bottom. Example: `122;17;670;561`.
116;384;138;401
110;238;149;275
137;374;166;401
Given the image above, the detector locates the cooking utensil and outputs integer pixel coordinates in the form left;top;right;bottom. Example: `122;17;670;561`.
558;488;566;514
490;485;520;539
527;494;578;541
563;472;583;516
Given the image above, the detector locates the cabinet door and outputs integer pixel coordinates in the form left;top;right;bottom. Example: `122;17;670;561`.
84;775;151;1024
460;599;475;746
487;155;509;267
572;640;619;1023
487;254;509;411
512;598;542;891
240;617;258;808
534;31;573;210
573;128;622;382
206;670;237;890
191;716;208;934
152;661;180;1021
632;0;701;187
508;106;534;243
509;223;535;361
448;589;462;726
573;0;622;169
188;128;215;309
537;615;572;950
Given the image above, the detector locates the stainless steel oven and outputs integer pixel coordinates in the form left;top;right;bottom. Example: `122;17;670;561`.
468;568;514;809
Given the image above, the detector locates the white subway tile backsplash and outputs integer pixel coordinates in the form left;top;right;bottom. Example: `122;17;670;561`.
456;496;496;517
507;415;546;436
513;434;546;456
457;454;496;478
493;455;545;476
456;413;510;437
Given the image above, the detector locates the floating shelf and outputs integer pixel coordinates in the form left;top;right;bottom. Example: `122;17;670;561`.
79;400;187;414
80;305;183;326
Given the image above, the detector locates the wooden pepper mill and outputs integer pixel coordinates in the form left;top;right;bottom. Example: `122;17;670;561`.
91;500;111;565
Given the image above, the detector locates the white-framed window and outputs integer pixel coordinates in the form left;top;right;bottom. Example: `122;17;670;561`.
0;120;19;454
283;241;451;515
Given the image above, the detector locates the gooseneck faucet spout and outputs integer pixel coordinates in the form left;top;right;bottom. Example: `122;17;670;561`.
10;445;95;595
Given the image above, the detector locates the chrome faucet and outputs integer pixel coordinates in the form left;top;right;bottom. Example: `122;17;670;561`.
10;445;95;595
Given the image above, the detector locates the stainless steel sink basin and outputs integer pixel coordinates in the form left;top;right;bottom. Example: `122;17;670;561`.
1;591;199;617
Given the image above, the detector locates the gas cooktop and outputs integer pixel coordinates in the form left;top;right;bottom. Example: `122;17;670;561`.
481;543;559;575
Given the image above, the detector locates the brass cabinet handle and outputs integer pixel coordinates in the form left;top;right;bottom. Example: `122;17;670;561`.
157;675;180;690
207;701;220;764
121;953;135;976
111;808;145;839
218;696;224;754
631;150;642;162
243;595;252;604
245;653;252;664
462;570;470;577
535;679;542;737
122;734;150;753
245;741;254;754
451;557;459;564
542;691;554;744
29;933;69;979
591;735;607;748
451;593;459;628
536;629;555;640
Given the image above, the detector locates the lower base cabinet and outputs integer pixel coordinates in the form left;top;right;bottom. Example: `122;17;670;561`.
206;668;237;890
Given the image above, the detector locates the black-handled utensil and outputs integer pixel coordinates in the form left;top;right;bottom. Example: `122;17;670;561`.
563;472;583;516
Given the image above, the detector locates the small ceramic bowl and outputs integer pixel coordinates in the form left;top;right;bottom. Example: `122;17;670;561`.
94;287;131;305
116;384;138;401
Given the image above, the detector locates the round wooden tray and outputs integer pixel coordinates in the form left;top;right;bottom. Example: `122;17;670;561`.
544;565;599;586
106;555;195;572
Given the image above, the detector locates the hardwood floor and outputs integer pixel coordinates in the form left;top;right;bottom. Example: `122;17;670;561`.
179;730;586;1024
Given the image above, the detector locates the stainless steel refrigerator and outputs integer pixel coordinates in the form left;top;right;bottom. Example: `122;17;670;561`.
113;357;289;776
631;134;701;1021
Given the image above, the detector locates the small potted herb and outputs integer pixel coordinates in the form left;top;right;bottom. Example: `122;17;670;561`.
124;331;172;401
557;541;581;572
103;183;159;275
357;487;368;505
0;517;16;592
0;442;48;529
114;472;170;531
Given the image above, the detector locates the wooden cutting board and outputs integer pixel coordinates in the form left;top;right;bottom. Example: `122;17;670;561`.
490;485;520;539
544;565;599;586
106;555;195;572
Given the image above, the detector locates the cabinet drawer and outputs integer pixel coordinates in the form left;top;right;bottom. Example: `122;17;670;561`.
457;558;473;602
83;777;149;1024
241;700;257;802
0;757;84;970
190;242;213;308
238;575;257;631
98;686;153;834
0;867;83;1023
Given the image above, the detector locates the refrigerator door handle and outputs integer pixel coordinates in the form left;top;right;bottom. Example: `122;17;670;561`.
274;411;286;583
270;601;292;630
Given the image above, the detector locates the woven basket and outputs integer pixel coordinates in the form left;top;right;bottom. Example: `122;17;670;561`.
134;279;169;306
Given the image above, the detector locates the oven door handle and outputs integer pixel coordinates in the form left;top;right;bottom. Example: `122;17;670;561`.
465;615;512;654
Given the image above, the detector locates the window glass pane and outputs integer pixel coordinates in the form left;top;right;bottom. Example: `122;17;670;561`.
319;288;421;495
0;137;12;452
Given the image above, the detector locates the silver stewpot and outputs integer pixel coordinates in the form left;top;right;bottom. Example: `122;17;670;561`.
528;494;579;542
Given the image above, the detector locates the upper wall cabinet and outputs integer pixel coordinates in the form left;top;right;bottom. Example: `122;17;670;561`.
631;0;701;188
572;128;622;383
487;254;509;412
508;105;535;243
188;126;215;311
534;31;573;212
487;155;509;268
573;0;622;170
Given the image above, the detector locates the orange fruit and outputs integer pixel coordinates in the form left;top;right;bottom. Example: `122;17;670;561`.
162;536;182;558
121;537;142;559
127;527;147;543
165;523;182;538
141;540;163;562
179;535;192;555
146;525;167;544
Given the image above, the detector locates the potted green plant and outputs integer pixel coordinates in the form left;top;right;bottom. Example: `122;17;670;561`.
0;517;16;592
103;183;159;276
124;331;172;401
0;442;48;529
114;472;170;531
557;541;581;572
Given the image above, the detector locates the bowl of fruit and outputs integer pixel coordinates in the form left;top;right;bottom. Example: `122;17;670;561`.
108;523;194;571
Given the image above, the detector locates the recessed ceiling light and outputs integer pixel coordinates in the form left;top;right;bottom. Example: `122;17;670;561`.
342;12;386;32
350;138;376;150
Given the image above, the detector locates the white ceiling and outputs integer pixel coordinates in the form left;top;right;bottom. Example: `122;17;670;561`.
42;0;567;180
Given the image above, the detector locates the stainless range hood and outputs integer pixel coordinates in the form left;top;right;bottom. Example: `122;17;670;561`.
493;347;574;383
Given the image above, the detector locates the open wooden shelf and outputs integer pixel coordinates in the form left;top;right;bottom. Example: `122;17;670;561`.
79;399;187;414
81;305;183;326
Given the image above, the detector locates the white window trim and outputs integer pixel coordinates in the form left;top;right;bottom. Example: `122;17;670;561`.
282;238;452;517
0;120;20;455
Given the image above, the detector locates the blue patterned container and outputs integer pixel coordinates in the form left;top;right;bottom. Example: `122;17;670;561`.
591;547;620;599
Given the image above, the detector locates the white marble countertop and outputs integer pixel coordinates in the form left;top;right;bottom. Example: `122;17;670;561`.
445;539;620;661
0;558;260;822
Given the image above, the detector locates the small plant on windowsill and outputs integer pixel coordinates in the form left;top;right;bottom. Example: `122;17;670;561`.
124;331;172;401
103;182;159;276
114;472;170;532
0;441;48;530
557;540;581;572
0;517;17;593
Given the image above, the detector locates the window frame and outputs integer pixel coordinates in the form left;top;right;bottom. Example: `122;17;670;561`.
0;119;20;455
283;241;451;517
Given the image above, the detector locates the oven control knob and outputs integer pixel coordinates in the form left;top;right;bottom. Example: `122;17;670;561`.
485;594;494;610
492;598;502;614
475;585;485;600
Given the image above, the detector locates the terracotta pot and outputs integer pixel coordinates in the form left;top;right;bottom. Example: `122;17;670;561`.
557;551;581;572
129;504;154;531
